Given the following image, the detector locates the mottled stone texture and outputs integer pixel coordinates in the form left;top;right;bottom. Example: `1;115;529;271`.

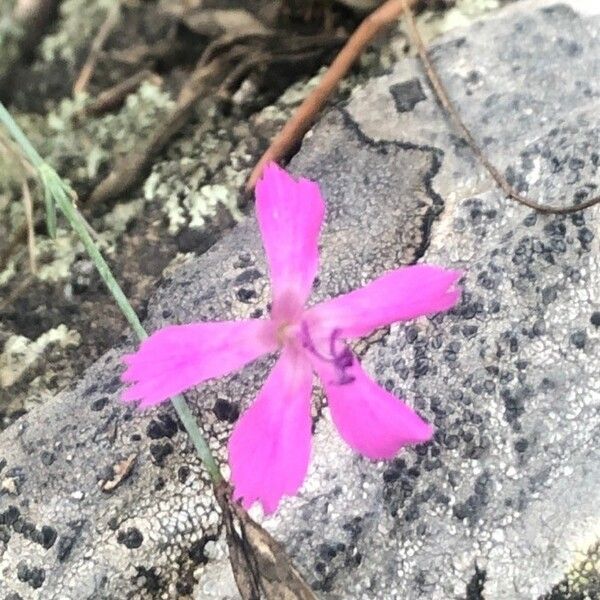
1;1;599;598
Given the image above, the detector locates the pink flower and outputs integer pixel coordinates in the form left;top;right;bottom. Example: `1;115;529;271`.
122;163;462;513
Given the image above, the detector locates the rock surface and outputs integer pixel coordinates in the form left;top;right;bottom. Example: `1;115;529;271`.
0;1;599;599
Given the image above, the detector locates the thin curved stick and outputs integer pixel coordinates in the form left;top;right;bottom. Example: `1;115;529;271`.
402;1;600;215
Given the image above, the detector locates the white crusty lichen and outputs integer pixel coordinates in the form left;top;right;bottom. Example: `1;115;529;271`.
0;324;81;387
40;0;116;65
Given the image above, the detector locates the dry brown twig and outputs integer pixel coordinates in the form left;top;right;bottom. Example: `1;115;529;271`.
21;180;37;273
73;0;122;95
0;133;39;270
82;69;161;117
401;1;600;214
214;481;317;600
246;0;416;191
87;56;231;206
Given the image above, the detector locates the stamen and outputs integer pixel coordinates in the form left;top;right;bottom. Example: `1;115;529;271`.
301;322;355;385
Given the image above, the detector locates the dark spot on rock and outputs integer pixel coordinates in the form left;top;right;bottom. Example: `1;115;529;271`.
131;433;142;442
154;477;165;491
466;564;486;599
569;157;585;171
591;312;600;327
541;286;557;304
452;502;472;520
235;252;252;267
389;78;427;113
383;465;401;483
150;442;173;466
90;397;109;411
178;466;190;484
543;220;566;238
176;580;194;595
189;537;216;565
57;535;76;562
414;358;429;377
462;325;478;338
84;384;98;396
135;566;163;593
103;376;121;394
213;398;240;424
236;287;256;303
175;228;217;254
40;451;55;466
117;527;144;549
161;309;172;319
16;561;45;589
514;438;529;453
0;526;11;543
146;414;178;439
577;226;594;251
404;504;420;522
570;330;586;349
0;505;20;526
532;319;546;336
319;542;339;560
5;594;23;600
444;435;460;450
234;268;262;285
405;326;418;343
250;308;263;318
37;525;57;549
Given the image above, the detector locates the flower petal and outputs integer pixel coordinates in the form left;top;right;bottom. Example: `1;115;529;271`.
256;163;325;320
229;349;313;513
307;265;463;339
313;355;432;460
121;320;277;408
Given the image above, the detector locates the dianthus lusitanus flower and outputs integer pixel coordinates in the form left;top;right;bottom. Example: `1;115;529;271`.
122;163;462;512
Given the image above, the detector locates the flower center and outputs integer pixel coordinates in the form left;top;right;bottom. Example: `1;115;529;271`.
276;322;296;346
300;321;355;385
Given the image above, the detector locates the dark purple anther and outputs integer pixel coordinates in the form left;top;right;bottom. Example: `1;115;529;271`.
301;323;355;385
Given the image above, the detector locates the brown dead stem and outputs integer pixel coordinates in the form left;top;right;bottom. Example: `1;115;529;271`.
73;0;122;95
214;481;317;600
81;69;161;117
21;180;37;273
246;0;417;191
87;56;229;206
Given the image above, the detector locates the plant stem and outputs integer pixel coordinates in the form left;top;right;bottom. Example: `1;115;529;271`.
0;101;223;484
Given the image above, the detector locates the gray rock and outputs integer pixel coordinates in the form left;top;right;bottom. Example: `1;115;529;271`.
1;1;599;599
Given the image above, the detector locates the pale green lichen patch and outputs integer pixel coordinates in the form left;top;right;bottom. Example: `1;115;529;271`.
0;0;24;80
145;117;253;235
40;0;116;66
187;184;244;229
414;0;502;41
0;324;81;387
41;81;174;184
101;198;145;237
36;230;83;281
